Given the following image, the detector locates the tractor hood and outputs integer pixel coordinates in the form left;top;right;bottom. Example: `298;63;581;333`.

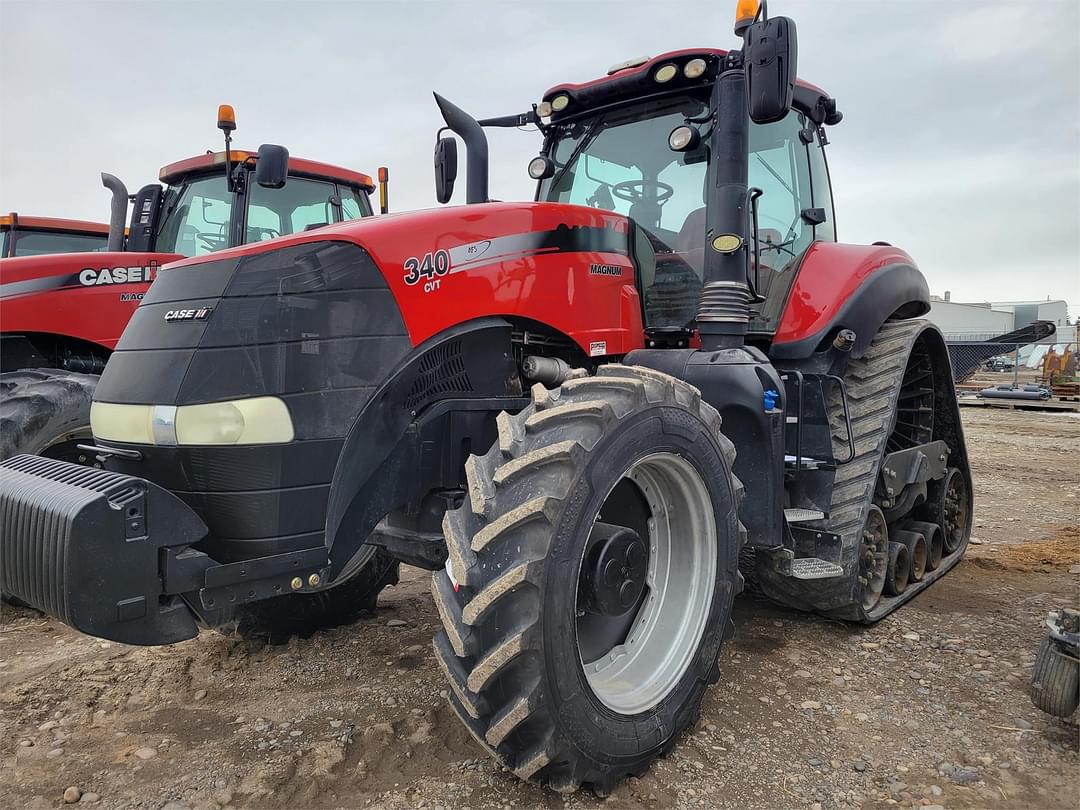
0;250;185;353
162;201;638;352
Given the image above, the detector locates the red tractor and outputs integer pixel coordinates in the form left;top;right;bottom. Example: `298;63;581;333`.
2;214;111;258
0;1;971;795
0;106;384;461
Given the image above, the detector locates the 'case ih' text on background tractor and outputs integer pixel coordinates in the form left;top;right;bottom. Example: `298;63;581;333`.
0;105;387;463
0;0;972;795
2;213;111;258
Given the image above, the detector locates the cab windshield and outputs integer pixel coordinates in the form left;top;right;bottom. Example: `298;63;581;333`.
538;93;823;332
156;174;234;257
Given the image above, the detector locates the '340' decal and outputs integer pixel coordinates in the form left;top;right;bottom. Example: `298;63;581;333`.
403;250;451;286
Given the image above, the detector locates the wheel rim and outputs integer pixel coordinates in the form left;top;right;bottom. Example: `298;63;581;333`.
941;470;968;553
859;506;888;611
576;452;716;715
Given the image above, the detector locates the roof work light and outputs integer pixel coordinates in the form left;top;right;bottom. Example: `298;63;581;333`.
735;0;760;35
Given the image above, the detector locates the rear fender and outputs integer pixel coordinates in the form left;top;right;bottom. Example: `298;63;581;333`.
771;243;929;360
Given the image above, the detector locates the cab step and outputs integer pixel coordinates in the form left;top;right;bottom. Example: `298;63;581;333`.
784;507;826;523
788;558;844;580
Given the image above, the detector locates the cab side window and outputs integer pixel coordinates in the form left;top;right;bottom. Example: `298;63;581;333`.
748;112;814;269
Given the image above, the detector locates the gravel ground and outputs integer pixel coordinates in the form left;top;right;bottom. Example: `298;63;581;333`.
1;407;1077;809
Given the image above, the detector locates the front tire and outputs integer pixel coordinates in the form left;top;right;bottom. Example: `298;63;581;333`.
432;365;744;794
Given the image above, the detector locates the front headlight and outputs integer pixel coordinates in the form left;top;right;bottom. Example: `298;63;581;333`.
91;396;294;446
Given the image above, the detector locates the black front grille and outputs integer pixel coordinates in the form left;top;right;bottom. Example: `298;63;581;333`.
404;339;473;410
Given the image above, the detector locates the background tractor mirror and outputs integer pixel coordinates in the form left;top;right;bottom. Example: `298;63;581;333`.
255;144;289;189
434;136;458;204
744;15;797;124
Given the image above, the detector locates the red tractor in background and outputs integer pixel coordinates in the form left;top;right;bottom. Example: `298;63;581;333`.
2;214;111;258
0;0;973;795
0;106;386;462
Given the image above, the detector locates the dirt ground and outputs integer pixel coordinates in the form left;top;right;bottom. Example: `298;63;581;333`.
1;407;1077;810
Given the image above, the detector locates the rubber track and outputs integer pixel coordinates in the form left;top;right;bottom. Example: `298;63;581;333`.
432;364;743;794
759;320;935;620
0;368;98;460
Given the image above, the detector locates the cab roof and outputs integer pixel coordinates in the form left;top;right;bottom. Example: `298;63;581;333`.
543;48;836;124
0;214;109;234
158;151;375;190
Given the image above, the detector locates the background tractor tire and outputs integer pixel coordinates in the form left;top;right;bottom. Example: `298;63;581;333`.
432;365;744;795
1030;636;1079;718
228;548;399;644
0;368;98;463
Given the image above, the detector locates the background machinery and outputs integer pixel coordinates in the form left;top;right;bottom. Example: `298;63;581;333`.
0;106;384;462
0;0;972;794
2;214;111;258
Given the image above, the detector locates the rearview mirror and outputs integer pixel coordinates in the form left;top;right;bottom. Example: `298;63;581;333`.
744;15;797;124
255;144;289;189
434;136;458;204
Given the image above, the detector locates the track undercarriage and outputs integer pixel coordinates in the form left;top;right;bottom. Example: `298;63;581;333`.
756;319;973;621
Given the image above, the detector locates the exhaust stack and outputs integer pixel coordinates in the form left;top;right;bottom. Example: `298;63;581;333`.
101;173;128;252
697;67;752;351
433;93;489;204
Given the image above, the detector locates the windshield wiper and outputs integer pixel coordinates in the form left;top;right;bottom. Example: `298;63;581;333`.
548;118;605;195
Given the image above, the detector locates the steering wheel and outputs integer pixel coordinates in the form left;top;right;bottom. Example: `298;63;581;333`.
611;180;675;205
196;232;228;251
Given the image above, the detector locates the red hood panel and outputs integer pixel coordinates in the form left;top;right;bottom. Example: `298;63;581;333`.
0;251;183;351
167;202;645;356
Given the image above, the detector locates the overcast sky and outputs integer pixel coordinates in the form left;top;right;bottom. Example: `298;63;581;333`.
1;0;1077;312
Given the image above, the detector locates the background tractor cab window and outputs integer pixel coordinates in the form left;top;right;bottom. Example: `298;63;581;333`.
3;230;109;257
156;173;366;258
540;99;829;332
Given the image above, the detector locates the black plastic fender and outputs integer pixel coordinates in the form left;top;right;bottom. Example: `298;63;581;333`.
323;318;522;579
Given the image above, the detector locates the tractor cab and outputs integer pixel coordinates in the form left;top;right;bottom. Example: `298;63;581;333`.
1;214;110;258
531;50;839;341
109;105;381;259
147;151;375;257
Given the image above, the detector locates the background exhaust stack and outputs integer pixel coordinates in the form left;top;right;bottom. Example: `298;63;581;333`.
101;173;128;252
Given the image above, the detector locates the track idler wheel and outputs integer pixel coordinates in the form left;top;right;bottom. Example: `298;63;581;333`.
905;519;943;572
890;528;927;582
885;542;910;597
922;467;969;554
857;505;889;611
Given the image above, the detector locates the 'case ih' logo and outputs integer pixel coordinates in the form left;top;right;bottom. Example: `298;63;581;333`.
164;307;212;322
79;263;157;286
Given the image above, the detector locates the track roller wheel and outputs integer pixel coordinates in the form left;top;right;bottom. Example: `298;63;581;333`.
905;520;943;572
432;365;744;794
885;542;910;596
